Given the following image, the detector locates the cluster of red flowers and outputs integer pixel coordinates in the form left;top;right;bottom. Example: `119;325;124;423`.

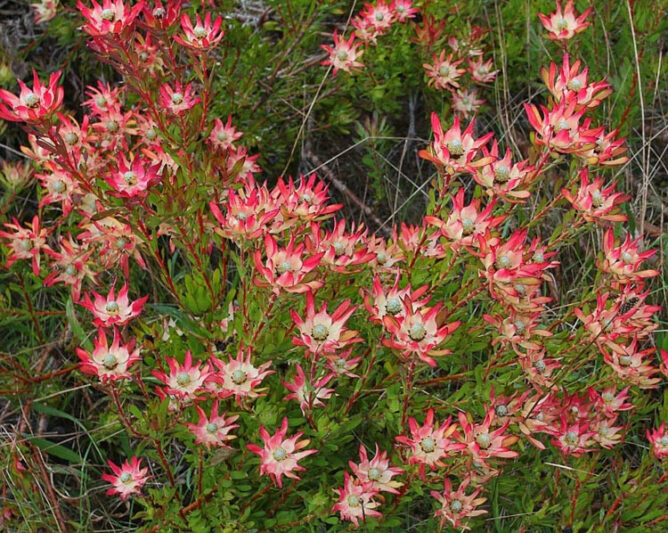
0;0;663;527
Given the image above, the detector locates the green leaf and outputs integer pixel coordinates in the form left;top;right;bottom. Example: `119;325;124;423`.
25;436;83;464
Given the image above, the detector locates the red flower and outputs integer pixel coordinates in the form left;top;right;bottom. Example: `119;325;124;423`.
0;215;48;276
599;230;659;284
174;12;224;50
458;409;519;468
246;417;317;487
332;471;382;527
76;328;140;382
0;69;64;123
207;347;274;402
431;477;487;531
282;364;335;415
185;401;239;450
80;283;147;327
647;423;668;459
158;81;200;115
321;32;364;75
562;168;629;223
106;154;161;198
102;456;149;500
423;50;465;91
349;444;403;494
77;0;144;37
542;54;612;109
152;350;212;401
538;0;591;42
44;234;96;301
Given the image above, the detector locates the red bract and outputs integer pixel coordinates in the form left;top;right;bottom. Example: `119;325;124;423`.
578;125;629;166
32;0;58;24
246;417;317;488
392;0;418;22
102;457;149;500
601;337;661;389
174;12;224;50
383;299;460;367
562;168;629;223
76;328;140;382
0;69;64;123
452;88;485;119
207;115;243;151
599;230;659;284
291;291;362;356
44;235;96;301
549;415;595;457
363;275;429;324
158;82;200;114
185;401;239;450
77;0;144;37
253;234;324;295
209;183;278;241
458;409;519;469
474;140;532;202
349;444;403;494
272;174;342;222
542;54;612;109
395;409;465;479
106;154;161;197
321;31;365;75
282;364;335;415
425;188;506;249
80;283;147;327
538;0;591;42
524;99;597;153
207;347;273;402
142;0;181;30
647;423;668;459
0;215;47;276
308;220;375;272
468;56;498;83
419;113;494;181
152;350;212;401
431;477;487;531
423;50;465;91
359;1;395;33
332;471;383;527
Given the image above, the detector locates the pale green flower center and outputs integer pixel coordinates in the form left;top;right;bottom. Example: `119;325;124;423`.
100;8;115;21
333;241;345;256
146;128;157;140
660;436;668;447
497;255;511;269
336;50;348;61
461;217;474;234
368;466;381;481
171;92;184;105
176;372;191;386
567;78;583;91
494;164;510;182
495;404;508;417
276;260;292;274
621;251;633;264
374;11;384;21
439;64;451;77
106;120;119;132
476;432;492;449
409;322;426;341
95;95;106;107
120;472;132;483
348;494;360;507
105;301;119;314
312;324;329;341
447;138;463;156
272;447;287;461
123;171;136;184
591;189;603;207
618;355;631;367
450;499;463;513
564;431;579;445
602;392;614;403
533;360;546;373
116;237;127;249
103;353;118;370
206;423;218;434
420;437;435;453
193;26;207;39
52;180;66;193
24;93;40;107
231;369;247;384
386;297;402;315
65;264;77;276
64;132;78;145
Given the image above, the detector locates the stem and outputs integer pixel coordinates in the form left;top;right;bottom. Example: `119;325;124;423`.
401;359;417;429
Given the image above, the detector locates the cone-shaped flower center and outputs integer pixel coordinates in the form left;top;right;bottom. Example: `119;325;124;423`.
620;251;633;264
591;189;603;207
20;239;32;251
276;260;292;274
618;355;631;366
564;431;579;446
601;392;614;403
376;251;387;264
439;64;451;77
52;180;66;193
533;360;546;373
64;132;78;145
123;171;137;184
386;297;402;315
116;237;127;249
348;494;361;507
272;447;287;461
206;423;218;434
176;372;191;386
171;92;184;105
231;369;247;384
312;323;329;341
65;264;77;276
447;138;463;156
660;436;668;447
95;95;106;107
100;8;115;21
105;300;120;314
106;120;119;132
333;241;345;256
476;432;492;449
555;17;568;31
409;321;426;341
494;164;510;182
120;472;132;483
461;217;474;235
336;50;348;61
450;499;463;513
103;353;118;370
567;78;583;91
146;128;157;140
495;404;508;417
193;25;207;39
497;254;511;269
374;11;384;21
153;7;165;17
24;93;40;107
420;436;436;453
368;466;381;481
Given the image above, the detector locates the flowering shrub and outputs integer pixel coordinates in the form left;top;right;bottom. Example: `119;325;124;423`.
0;1;666;531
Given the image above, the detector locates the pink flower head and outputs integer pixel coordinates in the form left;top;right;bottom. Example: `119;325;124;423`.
431;477;487;531
83;80;123;117
578;125;629;166
291;291;362;355
423;50;465;91
562;168;629;223
419;113;494;181
36;165;80;215
602;338;661;389
524;99;597;154
32;0;59;24
321;31;364;75
152;350;212;401
142;0;181;30
209;182;278;241
452;88;485;119
474;140;532;202
208;347;274;401
159;82;200;115
0;69;64;123
599;230;659;284
469;56;498;83
332;471;383;527
246;417;317;487
106;154;161;197
542;54;612;109
282;364;335;415
383;299;460;367
395;409;465;478
349;444;403;494
185;401;239;450
76;328;140;382
80;283;147;327
44;234;96;301
325;348;362;378
308;219;375;272
77;0;145;37
426;188;507;248
458;409;519;469
549;415;595;457
647;423;668;459
538;0;591;42
392;0;418;22
0;215;47;276
174;12;224;49
253;234;324;294
102;456;149;500
363;275;429;324
272;173;342;222
208;115;243;151
360;1;395;33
